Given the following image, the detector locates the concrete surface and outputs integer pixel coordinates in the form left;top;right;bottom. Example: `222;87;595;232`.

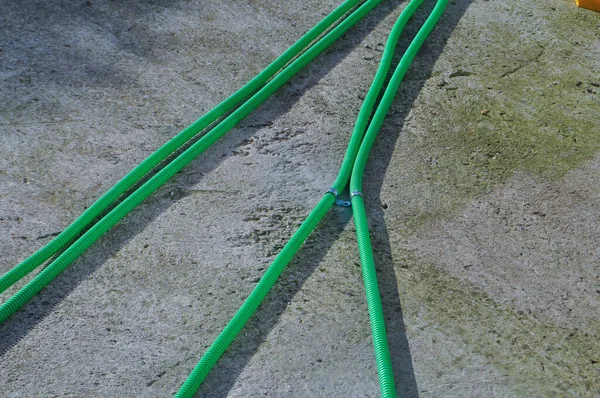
1;0;599;396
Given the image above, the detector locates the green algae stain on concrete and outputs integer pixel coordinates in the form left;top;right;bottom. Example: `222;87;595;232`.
397;258;600;397
384;0;600;233
427;76;598;178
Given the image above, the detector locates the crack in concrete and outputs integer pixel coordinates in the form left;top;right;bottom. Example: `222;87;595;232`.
501;44;545;78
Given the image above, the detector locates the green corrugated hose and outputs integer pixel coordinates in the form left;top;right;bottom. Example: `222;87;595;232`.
176;0;447;397
0;0;363;296
1;0;448;396
350;1;449;395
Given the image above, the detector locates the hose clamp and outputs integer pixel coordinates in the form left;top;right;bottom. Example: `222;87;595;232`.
326;188;339;197
350;190;363;198
327;188;352;207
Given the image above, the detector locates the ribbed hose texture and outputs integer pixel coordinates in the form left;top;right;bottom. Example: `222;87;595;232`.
353;196;395;397
0;0;380;324
350;0;448;195
331;0;424;192
176;195;335;398
0;0;363;295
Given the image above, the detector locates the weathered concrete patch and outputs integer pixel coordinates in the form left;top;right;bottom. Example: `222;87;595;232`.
411;157;600;331
403;156;600;396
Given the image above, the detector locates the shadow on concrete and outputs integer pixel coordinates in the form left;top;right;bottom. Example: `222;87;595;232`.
0;0;474;397
197;209;351;397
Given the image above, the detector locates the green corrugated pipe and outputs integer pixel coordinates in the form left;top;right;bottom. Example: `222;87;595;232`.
350;1;448;396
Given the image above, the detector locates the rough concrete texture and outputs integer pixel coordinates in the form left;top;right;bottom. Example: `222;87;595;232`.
1;0;599;396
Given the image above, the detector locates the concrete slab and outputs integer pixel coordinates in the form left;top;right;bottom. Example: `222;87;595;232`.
1;0;599;397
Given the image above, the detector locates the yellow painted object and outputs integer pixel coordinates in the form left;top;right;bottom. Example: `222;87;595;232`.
576;0;600;12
